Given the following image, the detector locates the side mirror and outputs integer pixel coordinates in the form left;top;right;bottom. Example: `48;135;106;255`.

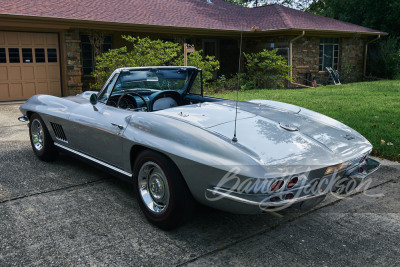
90;93;98;105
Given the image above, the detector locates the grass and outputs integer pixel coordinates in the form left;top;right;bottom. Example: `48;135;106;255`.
210;80;400;162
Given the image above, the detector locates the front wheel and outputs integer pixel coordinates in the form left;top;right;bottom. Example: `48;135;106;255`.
29;113;58;161
133;150;194;230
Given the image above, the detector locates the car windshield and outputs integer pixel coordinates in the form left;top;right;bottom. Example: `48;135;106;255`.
113;68;193;94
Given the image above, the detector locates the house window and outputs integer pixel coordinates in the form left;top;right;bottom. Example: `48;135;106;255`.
81;35;112;76
22;48;33;63
0;48;6;63
319;38;339;71
47;49;58;62
35;48;45;63
8;48;20;63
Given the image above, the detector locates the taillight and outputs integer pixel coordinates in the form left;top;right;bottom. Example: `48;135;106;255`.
287;177;298;188
270;180;284;192
360;154;367;163
270;196;280;202
285;193;294;200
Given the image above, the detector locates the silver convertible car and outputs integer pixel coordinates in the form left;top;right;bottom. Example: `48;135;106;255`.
19;66;379;229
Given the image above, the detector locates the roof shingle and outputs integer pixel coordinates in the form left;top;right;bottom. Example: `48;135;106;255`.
0;0;384;34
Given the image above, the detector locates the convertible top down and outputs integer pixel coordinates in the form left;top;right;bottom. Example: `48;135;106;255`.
19;66;380;229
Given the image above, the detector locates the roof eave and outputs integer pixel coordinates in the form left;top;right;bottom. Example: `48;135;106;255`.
0;14;388;37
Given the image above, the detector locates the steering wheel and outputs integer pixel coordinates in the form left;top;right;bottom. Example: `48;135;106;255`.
117;92;149;111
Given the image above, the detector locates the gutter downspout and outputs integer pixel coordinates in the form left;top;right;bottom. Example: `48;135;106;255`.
363;34;380;77
289;31;305;87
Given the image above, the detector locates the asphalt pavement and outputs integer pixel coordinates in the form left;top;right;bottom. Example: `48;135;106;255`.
1;103;399;266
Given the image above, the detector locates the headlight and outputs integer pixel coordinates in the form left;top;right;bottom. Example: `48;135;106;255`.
324;162;349;175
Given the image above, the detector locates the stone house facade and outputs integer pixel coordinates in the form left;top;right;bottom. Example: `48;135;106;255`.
0;0;385;101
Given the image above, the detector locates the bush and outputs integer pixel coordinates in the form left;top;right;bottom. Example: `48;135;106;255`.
173;50;220;86
243;49;293;89
339;59;359;83
91;35;220;90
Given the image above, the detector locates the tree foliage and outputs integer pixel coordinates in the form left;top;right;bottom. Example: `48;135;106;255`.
307;0;400;36
243;49;292;89
92;35;219;90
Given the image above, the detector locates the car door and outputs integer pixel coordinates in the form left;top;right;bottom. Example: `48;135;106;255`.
67;101;132;169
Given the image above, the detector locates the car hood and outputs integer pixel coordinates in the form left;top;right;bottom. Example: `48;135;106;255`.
156;100;371;165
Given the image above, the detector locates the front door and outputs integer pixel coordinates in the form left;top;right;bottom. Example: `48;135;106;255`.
67;101;132;169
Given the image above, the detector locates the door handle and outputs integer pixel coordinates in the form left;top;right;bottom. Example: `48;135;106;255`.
111;123;124;130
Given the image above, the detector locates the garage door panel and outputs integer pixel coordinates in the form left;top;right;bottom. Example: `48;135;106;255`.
36;82;48;94
20;32;33;45
10;83;23;99
0;84;9;98
23;83;35;97
0;66;7;80
33;34;46;45
9;66;22;80
7;32;19;45
0;32;5;45
50;81;61;96
35;65;47;79
22;66;35;80
46;34;58;46
48;66;60;79
0;31;61;101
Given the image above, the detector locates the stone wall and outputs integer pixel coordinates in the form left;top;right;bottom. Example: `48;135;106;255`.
61;30;367;93
340;36;365;82
291;36;320;85
64;29;82;96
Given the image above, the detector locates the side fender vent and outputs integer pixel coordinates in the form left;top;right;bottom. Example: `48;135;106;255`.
50;122;68;143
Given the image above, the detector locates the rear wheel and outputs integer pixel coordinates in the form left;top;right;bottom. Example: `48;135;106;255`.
29;113;58;161
133;150;194;230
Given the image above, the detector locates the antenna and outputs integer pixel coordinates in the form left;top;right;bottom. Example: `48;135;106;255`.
232;29;243;143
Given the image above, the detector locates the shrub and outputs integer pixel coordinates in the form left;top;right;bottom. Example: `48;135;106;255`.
243;49;293;89
91;35;220;90
339;59;360;83
173;50;220;86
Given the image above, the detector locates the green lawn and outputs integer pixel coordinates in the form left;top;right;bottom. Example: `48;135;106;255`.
210;80;400;162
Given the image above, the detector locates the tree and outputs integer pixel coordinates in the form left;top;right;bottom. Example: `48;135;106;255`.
307;0;400;36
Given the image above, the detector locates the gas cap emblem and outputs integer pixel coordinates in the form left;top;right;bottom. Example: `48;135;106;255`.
279;122;298;131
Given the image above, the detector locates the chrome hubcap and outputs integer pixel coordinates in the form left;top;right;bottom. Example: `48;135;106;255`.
138;161;170;214
31;119;44;151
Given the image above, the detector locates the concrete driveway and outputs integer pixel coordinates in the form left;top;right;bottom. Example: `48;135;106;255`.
1;103;399;266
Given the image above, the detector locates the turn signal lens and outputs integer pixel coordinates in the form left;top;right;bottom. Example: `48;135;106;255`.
324;162;349;175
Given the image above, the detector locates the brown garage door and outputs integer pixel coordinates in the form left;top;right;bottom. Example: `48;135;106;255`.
0;31;61;101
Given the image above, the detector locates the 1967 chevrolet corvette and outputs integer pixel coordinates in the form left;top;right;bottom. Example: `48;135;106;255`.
19;66;380;229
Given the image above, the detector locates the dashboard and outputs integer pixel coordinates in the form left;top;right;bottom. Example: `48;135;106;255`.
107;89;181;112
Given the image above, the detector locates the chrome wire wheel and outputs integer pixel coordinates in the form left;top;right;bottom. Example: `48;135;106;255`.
137;161;170;214
31;119;44;151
